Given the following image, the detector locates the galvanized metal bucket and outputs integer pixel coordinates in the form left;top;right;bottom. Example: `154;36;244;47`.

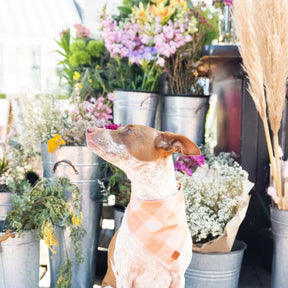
185;240;246;288
114;206;125;233
0;230;40;288
270;206;288;288
0;191;12;220
162;95;210;145
41;144;104;288
113;89;159;127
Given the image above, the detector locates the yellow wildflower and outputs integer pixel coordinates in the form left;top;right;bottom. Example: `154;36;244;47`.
78;83;83;89
41;222;58;254
72;212;83;227
73;71;81;81
47;134;65;153
95;65;100;69
89;79;92;83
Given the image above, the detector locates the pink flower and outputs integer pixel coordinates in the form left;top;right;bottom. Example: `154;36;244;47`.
104;124;122;130
74;23;91;38
267;186;280;204
156;57;165;67
107;92;117;101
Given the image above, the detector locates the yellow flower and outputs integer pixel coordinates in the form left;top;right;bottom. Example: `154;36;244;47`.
132;2;150;23
41;222;58;254
72;212;83;227
95;65;100;69
78;83;83;89
73;71;81;81
150;3;175;24
47;134;65;153
170;0;187;9
89;79;92;83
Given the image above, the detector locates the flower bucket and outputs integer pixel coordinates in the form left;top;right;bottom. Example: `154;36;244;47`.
162;94;210;146
270;206;288;288
113;89;159;127
0;190;12;230
114;205;125;233
0;230;40;288
185;240;246;288
41;144;104;288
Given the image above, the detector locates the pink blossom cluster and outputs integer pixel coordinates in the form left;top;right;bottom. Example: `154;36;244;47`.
153;19;193;66
74;23;91;38
174;154;205;176
70;95;114;124
104;123;122;130
101;15;192;67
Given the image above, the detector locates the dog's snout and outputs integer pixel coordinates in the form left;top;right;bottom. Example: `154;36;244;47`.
87;128;95;134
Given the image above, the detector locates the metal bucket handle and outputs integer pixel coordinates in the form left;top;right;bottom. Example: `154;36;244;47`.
140;95;153;107
53;160;79;175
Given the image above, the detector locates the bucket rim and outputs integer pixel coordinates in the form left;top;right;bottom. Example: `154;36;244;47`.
192;240;247;255
114;88;160;94
163;93;210;98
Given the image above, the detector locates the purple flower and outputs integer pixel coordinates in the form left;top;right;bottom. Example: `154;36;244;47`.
174;154;205;176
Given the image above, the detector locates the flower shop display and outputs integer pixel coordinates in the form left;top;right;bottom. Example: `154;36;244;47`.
234;0;288;287
100;0;209;127
213;0;235;44
175;150;253;287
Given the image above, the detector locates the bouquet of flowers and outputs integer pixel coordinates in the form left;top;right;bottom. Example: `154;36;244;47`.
100;0;201;92
176;150;253;252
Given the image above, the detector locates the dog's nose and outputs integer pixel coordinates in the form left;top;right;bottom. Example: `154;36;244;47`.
87;128;95;134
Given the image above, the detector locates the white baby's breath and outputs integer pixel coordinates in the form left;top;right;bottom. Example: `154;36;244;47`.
177;154;248;244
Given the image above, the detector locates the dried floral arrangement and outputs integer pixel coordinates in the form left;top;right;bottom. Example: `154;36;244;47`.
176;149;253;252
234;0;288;210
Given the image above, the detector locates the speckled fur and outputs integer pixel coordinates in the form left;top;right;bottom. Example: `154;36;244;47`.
86;125;199;288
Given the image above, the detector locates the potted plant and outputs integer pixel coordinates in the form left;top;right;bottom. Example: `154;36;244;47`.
161;1;218;145
0;135;84;288
100;162;131;232
16;71;115;287
175;148;253;287
234;0;288;287
100;0;200;127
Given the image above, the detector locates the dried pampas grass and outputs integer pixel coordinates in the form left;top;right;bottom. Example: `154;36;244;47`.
234;0;288;209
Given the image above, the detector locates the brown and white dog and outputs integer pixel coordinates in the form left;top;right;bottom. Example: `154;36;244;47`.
86;124;200;288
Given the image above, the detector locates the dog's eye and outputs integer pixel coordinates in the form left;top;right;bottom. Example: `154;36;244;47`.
126;128;132;134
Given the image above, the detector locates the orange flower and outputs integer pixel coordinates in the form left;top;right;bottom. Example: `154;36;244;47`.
47;134;65;153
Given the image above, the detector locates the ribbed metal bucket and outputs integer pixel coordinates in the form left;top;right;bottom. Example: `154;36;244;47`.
0;191;12;221
113;90;159;127
162;95;210;145
114;206;125;233
270;206;288;288
0;230;40;288
41;144;104;288
185;240;246;288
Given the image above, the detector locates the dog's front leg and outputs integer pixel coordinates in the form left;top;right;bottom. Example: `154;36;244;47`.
169;272;185;288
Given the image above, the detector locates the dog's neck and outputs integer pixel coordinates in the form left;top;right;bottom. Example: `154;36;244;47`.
123;155;178;200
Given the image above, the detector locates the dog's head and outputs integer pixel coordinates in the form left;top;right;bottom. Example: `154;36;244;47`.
86;124;200;169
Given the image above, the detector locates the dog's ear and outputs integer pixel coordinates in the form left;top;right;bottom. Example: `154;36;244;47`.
155;132;201;156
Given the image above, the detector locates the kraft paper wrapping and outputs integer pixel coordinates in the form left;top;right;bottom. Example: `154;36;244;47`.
192;179;254;253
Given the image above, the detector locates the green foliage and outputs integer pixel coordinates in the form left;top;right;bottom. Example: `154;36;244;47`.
56;28;112;98
0;158;9;178
6;176;86;284
56;255;72;288
101;163;131;208
0;93;6;99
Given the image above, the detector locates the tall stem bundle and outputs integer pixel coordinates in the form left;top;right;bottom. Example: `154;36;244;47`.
234;0;288;210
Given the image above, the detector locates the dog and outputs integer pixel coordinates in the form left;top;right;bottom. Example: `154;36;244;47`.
86;124;200;288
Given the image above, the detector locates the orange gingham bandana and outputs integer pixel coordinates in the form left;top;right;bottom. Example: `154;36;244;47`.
126;184;188;269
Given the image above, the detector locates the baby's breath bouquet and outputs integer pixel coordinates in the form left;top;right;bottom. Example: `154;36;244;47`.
176;150;253;252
